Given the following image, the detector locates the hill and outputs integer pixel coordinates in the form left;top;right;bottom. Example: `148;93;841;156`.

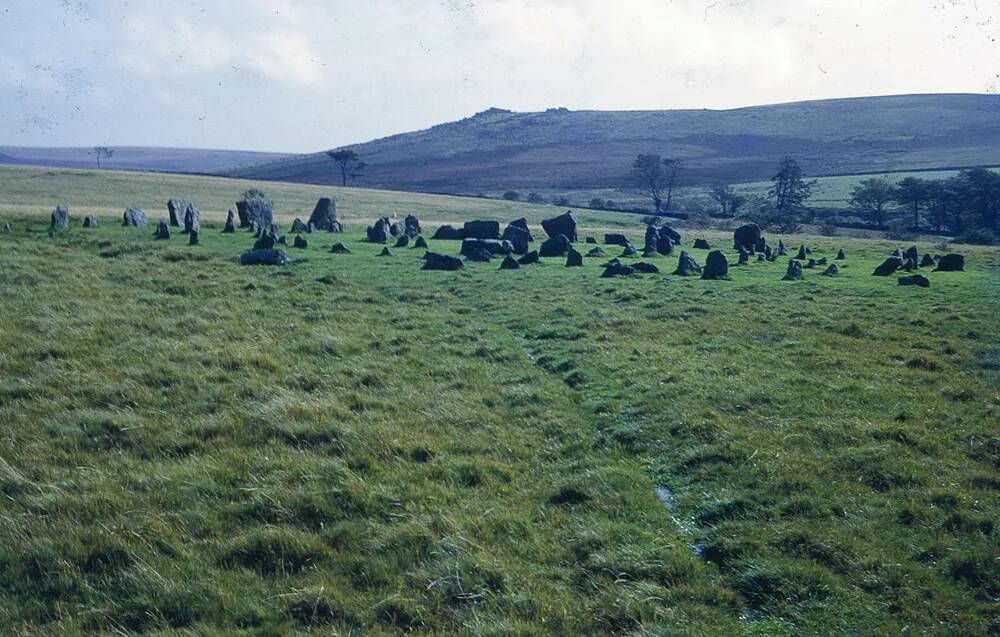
228;94;1000;193
0;145;293;174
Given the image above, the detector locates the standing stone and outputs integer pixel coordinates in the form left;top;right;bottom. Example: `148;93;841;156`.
585;236;597;244
757;252;766;261
223;210;236;233
733;223;762;251
776;240;787;256
644;225;659;252
933;253;964;272
920;253;936;267
291;218;309;233
499;255;520;270
565;248;583;267
188;229;199;246
658;224;681;245
795;245;807;260
122;207;148;227
673;251;702;276
390;221;406;237
154;220;170;240
366;217;391;243
293;235;308;249
657;235;674;256
632;262;660;274
620;244;637;257
378;247;394;257
904;245;919;263
167;199;190;226
585;247;606;257
404;214;421;238
82;215;98;228
307;222;316;234
249;221;259;235
902;257;917;272
601;260;634;277
502;224;531;254
330;242;351;254
182;206;200;234
465;248;492;262
308;197;340;231
783;260;804;280
237;197;273;230
394;235;410;248
51;204;69;229
822;263;839;276
541;211;578;241
872;257;903;276
737;247;749;265
835;248;846;260
693;238;711;250
604;233;630;246
431;224;465;240
254;234;275;250
506;218;533;241
539;234;571;257
1;222;11;234
701;250;729;280
463;220;501;240
414;236;429;249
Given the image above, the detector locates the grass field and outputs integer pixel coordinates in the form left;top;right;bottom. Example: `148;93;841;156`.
0;167;998;635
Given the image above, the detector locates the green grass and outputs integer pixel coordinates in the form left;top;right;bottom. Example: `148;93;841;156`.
0;165;638;232
1;167;998;635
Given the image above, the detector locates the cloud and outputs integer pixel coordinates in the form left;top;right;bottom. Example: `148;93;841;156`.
0;0;996;151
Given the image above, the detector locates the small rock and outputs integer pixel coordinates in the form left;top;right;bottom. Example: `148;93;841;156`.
395;235;410;248
499;255;520;270
239;249;288;266
632;261;660;274
414;236;429;249
293;235;308;249
539;234;571;257
154;220;170;240
898;274;930;287
188;229;199;246
872;257;903;276
585;236;597;244
51;204;70;228
223;210;236;233
822;263;839;276
673;251;702;276
254;234;276;250
585;247;605;257
82;215;98;228
920;253;936;267
518;251;540;265
465;248;492;262
122;207;148;227
431;224;465;240
835;248;846;260
378;247;394;257
933;253;964;272
620;244;637;257
291;218;309;233
795;245;807;260
1;222;11;234
604;233;630;246
601;261;634;277
701;250;729;280
330;242;351;253
423;252;464;270
693;238;711;250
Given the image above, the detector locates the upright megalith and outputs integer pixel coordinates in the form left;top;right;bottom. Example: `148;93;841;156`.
188;229;199;246
403;214;421;238
431;224;465;240
673;251;702;276
82;215;98;228
236;195;273;230
308;197;341;232
541;211;577;241
565;248;583;267
366;217;391;243
872;257;903;276
51;204;69;229
783;260;804;280
507;218;533;241
693;238;711;250
835;248;846;260
168;199;200;233
463;220;500;240
733;223;762;252
920;253;935;267
898;274;930;287
394;235;410;248
293;235;308;249
291;218;309;233
502;222;531;254
701;250;729;280
222;210;236;233
122;207;148;227
154;220;171;240
413;236;429;249
539;234;571;257
499;255;520;270
933;253;965;272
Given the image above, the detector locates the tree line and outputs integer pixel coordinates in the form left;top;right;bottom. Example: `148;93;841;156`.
630;152;1000;240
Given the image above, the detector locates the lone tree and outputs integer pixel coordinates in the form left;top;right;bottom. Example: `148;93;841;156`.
92;146;114;169
661;158;682;212
708;183;746;217
631;154;664;212
326;150;366;186
769;156;815;216
849;177;896;226
893;177;928;229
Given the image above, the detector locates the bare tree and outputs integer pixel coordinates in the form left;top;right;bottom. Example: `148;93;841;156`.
708;183;746;217
326;150;365;186
92;146;114;169
630;154;667;212
661;158;682;212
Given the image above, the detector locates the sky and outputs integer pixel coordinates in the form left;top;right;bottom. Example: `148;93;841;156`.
1;0;998;153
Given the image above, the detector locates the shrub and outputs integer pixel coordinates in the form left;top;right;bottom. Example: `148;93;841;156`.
604;200;618;210
955;228;997;245
819;223;839;236
589;198;605;209
553;196;570;207
884;219;917;241
502;191;520;201
526;192;545;204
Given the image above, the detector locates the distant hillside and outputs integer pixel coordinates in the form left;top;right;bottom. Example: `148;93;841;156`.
228;94;1000;192
0;146;293;174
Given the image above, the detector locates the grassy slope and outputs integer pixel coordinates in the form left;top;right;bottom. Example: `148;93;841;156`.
0;165;636;232
0;169;998;635
229;94;1000;191
0;146;293;174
